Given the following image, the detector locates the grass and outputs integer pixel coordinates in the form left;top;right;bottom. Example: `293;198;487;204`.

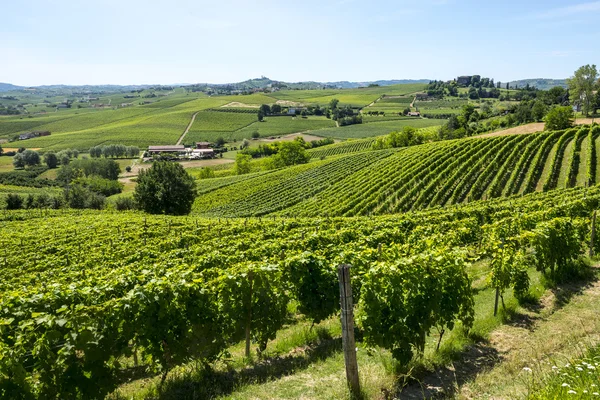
106;257;600;400
557;137;575;189
0;156;14;172
308;119;444;139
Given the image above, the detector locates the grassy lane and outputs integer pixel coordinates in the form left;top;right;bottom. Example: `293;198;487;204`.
576;132;591;187
459;271;600;399
536;143;558;191
557;138;575;189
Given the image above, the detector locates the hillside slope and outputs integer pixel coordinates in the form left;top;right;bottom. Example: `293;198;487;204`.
194;125;600;217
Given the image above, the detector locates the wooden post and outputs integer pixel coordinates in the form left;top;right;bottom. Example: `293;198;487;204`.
245;271;254;358
590;210;597;258
337;264;360;398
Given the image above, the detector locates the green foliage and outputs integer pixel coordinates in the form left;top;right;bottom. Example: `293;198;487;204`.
197;167;215;179
358;250;474;363
5;193;23;210
58;158;121;183
567;64;599;116
134;162;197;215
72;176;123;197
528;217;586;281
283;253;339;324
544;106;575;131
270;141;310;168
372;126;423;149
234;153;252;175
44;151;58;169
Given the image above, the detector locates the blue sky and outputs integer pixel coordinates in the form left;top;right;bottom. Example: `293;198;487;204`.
1;0;599;86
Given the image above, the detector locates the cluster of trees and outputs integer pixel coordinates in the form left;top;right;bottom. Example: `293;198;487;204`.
11;148;80;169
0;104;20;115
241;136;333;159
235;139;311;174
372;127;425;149
89;144;140;158
4;193;63;210
57;158;123;209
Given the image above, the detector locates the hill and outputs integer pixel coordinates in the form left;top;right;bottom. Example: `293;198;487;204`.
508;78;567;90
0;83;22;92
193;125;600;217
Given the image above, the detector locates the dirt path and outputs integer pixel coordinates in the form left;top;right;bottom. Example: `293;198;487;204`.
176;111;199;145
410;95;417;108
399;276;600;399
476;118;596;139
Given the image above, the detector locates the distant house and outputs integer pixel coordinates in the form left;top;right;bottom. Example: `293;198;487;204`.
407;112;421;117
120;103;132;107
147;145;186;154
56;104;69;109
188;148;215;159
196;142;211;149
19;131;50;140
19;133;36;140
288;108;296;115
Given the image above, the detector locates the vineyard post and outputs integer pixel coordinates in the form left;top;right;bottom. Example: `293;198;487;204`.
245;271;254;358
337;264;360;397
377;243;382;261
494;238;505;317
590;210;597;258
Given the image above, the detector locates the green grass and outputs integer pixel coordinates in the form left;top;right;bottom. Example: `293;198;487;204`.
309;119;444;139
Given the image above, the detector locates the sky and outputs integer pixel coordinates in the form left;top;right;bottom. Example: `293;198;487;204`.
1;0;600;86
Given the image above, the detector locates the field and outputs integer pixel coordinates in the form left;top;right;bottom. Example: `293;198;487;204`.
189;125;599;217
3;79;600;400
0;84;440;152
2;181;600;399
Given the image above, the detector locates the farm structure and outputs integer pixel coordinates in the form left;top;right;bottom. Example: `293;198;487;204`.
19;131;51;140
147;145;186;154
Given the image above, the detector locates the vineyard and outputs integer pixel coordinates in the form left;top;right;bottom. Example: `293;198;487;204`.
193;125;600;217
1;181;600;398
306;138;376;159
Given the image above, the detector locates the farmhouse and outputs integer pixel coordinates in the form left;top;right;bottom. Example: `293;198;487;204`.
196;142;211;149
147;145;186;154
19;131;51;140
407;111;421;117
188;148;215;159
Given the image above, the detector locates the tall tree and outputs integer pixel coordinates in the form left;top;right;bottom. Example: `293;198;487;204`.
134;162;197;215
567;64;598;116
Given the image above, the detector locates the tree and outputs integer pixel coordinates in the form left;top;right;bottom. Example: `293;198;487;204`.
257;110;264;122
5;193;23;210
134;161;197;215
567;64;598;116
12;153;25;169
21;150;40;166
259;104;271;115
251;131;260;139
234;153;252;175
329;98;339;110
0;144;3;156
215;137;226;147
532;100;548;122
271;104;282;114
271;141;310;168
44;152;58;169
544;106;574;131
241;138;250;149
